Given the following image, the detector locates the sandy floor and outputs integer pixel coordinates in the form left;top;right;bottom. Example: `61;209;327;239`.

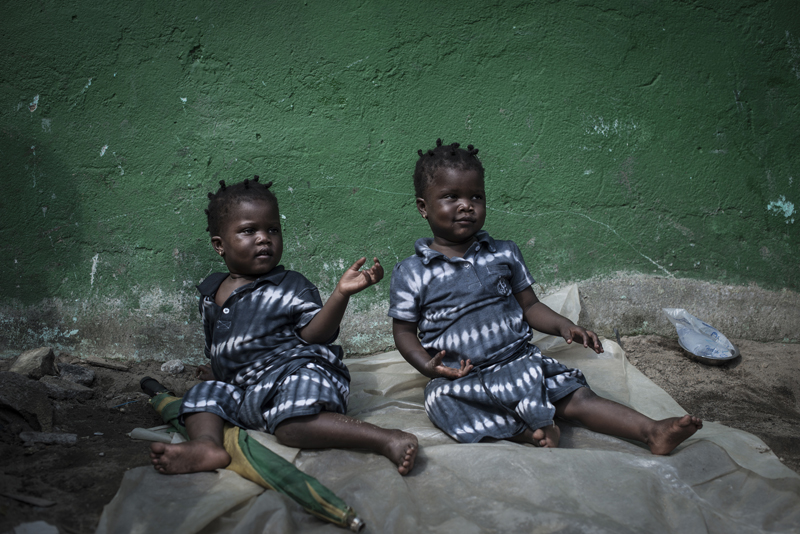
0;336;798;533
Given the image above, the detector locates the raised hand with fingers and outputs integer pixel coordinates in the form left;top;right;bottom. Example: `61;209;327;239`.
336;257;384;297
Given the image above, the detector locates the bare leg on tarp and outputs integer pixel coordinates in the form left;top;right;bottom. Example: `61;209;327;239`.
555;387;703;455
274;411;418;475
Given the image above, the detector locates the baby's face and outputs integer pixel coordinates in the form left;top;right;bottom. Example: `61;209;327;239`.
417;167;486;247
211;198;283;277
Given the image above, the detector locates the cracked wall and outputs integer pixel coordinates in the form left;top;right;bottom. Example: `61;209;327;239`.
1;1;799;359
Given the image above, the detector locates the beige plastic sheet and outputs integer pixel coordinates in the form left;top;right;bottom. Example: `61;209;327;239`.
97;286;800;534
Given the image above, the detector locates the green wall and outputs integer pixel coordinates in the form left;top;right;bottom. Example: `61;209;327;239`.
1;1;798;359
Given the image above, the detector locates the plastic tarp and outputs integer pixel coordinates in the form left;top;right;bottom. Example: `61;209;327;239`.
96;286;800;534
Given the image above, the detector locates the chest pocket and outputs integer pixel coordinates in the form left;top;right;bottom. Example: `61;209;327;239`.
488;265;513;297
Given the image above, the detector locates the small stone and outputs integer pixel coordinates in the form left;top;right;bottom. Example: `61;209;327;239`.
10;347;58;380
99;452;105;457
161;359;185;375
94;432;104;436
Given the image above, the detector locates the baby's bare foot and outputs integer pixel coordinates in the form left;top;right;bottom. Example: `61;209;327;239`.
509;424;559;448
149;438;231;474
382;430;418;475
540;423;560;448
647;415;703;455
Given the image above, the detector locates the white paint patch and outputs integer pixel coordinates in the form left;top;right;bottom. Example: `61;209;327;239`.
346;56;369;68
180;97;187;103
90;254;100;286
786;31;800;79
41;118;52;132
29;95;39;112
767;195;796;224
42;207;47;217
583;169;594;175
585;116;637;137
100;145;108;157
83;78;92;91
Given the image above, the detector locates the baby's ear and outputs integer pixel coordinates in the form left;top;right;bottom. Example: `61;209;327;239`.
416;197;428;219
211;236;225;256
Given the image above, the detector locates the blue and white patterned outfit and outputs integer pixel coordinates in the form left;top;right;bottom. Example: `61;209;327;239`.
388;231;588;443
180;266;350;433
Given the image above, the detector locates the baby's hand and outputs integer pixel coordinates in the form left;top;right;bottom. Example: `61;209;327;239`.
336;257;384;297
195;364;216;381
561;325;604;354
425;350;473;379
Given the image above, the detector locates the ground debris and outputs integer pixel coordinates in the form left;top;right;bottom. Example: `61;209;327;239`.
0;491;56;507
19;431;78;446
84;356;130;372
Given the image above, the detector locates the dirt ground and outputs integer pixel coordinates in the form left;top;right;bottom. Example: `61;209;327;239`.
0;336;798;534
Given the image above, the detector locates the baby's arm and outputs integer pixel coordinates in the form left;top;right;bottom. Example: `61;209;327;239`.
393;319;473;379
299;257;383;344
514;287;604;354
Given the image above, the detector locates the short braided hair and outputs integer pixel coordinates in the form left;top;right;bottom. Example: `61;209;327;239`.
413;138;484;197
205;175;278;236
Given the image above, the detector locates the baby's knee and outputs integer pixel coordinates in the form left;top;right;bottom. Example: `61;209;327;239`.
571;386;596;402
556;386;596;415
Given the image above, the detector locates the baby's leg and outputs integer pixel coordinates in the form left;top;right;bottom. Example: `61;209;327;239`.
555;387;702;455
274;412;418;475
150;412;231;474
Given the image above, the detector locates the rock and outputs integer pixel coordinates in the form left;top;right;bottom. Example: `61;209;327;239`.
39;376;94;401
57;363;96;386
0;372;53;432
9;347;58;380
160;359;185;375
19;431;78;446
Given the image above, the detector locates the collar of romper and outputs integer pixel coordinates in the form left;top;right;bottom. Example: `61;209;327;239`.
196;265;288;296
414;230;497;265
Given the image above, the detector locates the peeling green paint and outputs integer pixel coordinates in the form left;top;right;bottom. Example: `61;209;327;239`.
767;195;796;223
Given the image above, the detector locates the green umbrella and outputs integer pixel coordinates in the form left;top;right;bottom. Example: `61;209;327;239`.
147;388;364;532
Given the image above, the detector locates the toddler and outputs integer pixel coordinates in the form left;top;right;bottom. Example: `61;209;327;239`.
390;140;702;452
150;177;417;475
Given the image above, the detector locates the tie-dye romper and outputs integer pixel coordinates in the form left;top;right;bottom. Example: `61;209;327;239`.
179;266;350;433
388;231;588;443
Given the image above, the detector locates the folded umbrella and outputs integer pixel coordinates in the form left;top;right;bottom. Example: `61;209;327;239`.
141;377;364;532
